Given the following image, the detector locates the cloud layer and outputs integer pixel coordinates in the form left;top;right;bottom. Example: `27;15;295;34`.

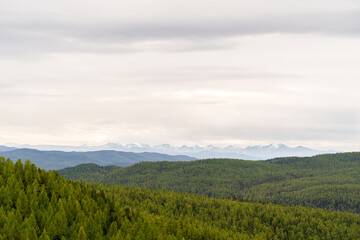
1;0;360;150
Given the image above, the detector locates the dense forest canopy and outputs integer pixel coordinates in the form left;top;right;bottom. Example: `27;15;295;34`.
59;152;360;213
3;156;360;239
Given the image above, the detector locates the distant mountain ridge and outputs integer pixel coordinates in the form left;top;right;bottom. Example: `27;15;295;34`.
0;148;196;170
3;143;335;160
0;145;17;152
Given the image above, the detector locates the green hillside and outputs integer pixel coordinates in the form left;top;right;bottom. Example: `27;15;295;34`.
59;152;360;213
4;156;360;239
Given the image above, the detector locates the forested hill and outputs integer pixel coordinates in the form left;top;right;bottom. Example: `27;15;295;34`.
4;157;360;239
0;148;196;170
59;152;360;213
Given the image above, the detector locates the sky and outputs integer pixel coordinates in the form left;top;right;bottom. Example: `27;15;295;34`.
0;0;360;151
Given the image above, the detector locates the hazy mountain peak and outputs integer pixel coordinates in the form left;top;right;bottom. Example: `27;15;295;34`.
265;143;285;149
0;143;335;160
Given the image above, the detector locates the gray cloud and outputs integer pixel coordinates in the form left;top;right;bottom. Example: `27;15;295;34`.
1;6;360;56
1;0;360;151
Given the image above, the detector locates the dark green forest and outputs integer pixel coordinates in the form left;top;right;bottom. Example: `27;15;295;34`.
3;156;360;239
59;152;360;213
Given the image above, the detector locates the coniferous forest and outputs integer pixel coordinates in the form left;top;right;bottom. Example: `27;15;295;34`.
59;152;360;213
2;155;360;239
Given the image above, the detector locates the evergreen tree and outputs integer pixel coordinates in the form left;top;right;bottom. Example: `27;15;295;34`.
38;229;50;240
77;226;87;240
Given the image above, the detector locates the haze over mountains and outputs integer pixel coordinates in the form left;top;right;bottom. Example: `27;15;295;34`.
0;148;195;170
0;145;17;152
4;143;335;160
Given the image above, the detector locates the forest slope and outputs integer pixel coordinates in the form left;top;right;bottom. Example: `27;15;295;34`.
3;156;360;239
59;152;360;213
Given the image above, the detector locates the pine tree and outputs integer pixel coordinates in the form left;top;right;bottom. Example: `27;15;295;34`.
77;226;87;240
107;221;118;237
39;229;50;240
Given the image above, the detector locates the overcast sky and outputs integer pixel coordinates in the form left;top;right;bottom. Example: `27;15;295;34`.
1;0;360;150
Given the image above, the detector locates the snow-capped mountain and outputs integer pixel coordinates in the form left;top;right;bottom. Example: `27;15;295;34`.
3;143;335;160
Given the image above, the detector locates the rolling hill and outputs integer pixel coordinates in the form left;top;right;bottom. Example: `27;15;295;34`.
59;152;360;213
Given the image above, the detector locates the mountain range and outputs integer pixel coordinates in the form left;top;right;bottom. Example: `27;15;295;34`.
4;143;335;160
0;148;195;170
